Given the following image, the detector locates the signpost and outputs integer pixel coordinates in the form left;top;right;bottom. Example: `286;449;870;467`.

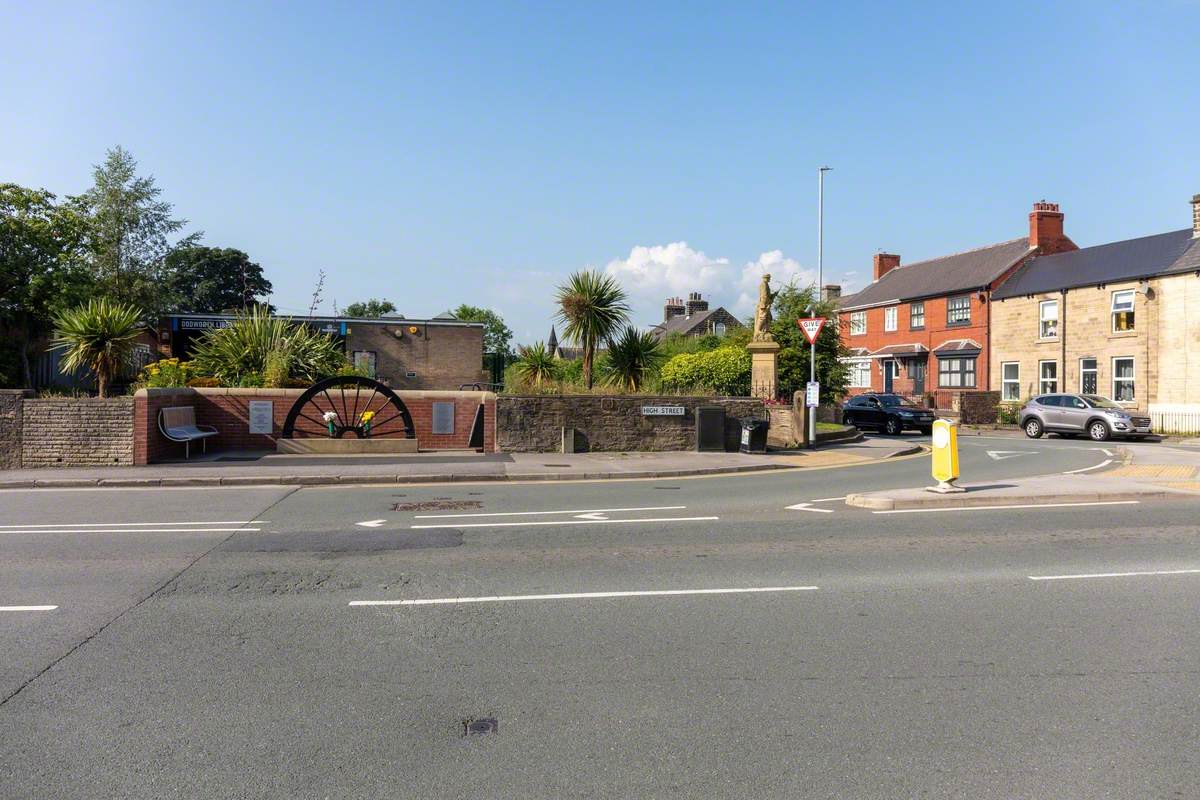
797;317;826;447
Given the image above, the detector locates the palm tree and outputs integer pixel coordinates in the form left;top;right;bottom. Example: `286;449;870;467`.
603;325;663;392
51;299;144;397
555;270;629;389
513;341;559;389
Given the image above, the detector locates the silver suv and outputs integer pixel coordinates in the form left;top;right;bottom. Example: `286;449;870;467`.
1019;394;1152;441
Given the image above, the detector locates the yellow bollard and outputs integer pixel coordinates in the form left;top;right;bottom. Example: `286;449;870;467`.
927;418;965;493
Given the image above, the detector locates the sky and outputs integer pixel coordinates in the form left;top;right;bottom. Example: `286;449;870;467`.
3;1;1198;345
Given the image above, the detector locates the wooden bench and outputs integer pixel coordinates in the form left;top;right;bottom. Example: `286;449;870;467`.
158;406;218;459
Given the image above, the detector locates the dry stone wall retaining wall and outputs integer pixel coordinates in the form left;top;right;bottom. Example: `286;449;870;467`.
0;390;26;470
20;397;134;467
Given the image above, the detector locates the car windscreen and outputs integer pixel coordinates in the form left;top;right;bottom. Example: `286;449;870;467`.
879;395;918;408
1083;395;1121;409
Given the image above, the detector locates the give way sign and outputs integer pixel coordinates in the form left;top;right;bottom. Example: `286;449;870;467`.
797;317;826;344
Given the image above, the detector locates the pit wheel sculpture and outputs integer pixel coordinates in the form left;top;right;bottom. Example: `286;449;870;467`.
281;376;415;440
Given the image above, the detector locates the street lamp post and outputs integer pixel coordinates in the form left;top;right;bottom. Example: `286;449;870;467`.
811;166;831;447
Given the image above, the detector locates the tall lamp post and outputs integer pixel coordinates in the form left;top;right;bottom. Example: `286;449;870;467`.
811;166;831;447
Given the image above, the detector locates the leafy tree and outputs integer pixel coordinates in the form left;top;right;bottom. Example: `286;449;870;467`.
0;183;92;387
452;304;513;356
73;146;199;318
555;271;629;389
343;298;396;318
603;326;664;391
163;246;272;312
768;283;850;402
51;299;144;398
512;341;559;389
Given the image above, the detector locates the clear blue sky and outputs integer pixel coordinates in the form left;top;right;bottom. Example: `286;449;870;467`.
4;1;1197;343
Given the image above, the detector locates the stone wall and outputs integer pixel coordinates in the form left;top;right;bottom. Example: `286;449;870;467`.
958;391;1001;425
496;396;764;452
0;390;27;470
20;397;134;467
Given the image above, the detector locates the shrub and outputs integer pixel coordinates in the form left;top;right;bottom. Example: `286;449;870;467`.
513;341;559;389
185;376;220;388
660;346;750;396
603;326;663;392
263;350;290;388
50;299;144;398
189;307;347;385
237;371;264;388
139;358;192;388
997;403;1020;425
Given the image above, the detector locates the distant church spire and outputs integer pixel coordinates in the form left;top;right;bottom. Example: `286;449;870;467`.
547;325;559;358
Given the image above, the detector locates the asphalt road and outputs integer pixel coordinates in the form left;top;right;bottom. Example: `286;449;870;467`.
2;437;1198;799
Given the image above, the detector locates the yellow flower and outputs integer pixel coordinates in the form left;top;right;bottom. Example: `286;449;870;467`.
360;410;376;423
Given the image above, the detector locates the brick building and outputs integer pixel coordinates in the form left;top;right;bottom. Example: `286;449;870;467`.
836;202;1076;408
650;292;743;340
990;194;1200;431
158;313;488;390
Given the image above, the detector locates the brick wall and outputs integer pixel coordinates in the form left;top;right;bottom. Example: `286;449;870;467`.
344;322;489;390
135;388;495;463
20;397;134;467
0;390;26;470
959;391;1001;425
496;396;764;452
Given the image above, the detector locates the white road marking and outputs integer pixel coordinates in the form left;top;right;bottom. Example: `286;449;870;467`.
1062;459;1113;474
986;450;1032;460
350;585;820;607
873;500;1139;515
0;520;266;529
411;516;718;529
1029;568;1200;581
412;505;686;519
355;519;386;528
810;496;846;503
574;512;609;520
1093;448;1115;457
0;528;260;534
0;605;57;612
785;503;834;514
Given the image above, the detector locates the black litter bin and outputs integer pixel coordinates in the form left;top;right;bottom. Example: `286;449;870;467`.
739;418;769;454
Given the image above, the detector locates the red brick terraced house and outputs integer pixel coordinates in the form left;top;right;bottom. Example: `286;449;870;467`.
836;202;1077;410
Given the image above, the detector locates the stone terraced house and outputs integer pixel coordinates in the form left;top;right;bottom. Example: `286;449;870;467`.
989;194;1200;433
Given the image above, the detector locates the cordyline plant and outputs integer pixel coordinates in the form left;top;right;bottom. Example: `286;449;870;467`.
51;299;144;398
188;306;347;386
603;325;663;392
554;270;629;390
513;341;559;389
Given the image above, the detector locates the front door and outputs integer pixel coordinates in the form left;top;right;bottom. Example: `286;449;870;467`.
883;360;898;393
910;360;926;396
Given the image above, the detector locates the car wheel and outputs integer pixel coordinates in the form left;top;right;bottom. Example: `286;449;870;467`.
842;414;854;427
1088;420;1111;441
884;417;902;436
1023;418;1043;439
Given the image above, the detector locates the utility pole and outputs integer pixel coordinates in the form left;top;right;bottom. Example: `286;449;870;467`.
811;166;831;447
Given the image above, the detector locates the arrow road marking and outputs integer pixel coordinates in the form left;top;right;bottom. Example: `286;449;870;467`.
356;519;387;528
574;512;609;520
986;450;1033;460
785;503;834;514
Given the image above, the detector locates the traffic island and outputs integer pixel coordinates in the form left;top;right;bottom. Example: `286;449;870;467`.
845;474;1184;511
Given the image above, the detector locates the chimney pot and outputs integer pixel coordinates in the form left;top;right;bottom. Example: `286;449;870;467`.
873;253;901;281
1030;200;1073;254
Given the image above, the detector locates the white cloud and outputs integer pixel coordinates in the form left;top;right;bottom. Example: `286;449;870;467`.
602;242;817;326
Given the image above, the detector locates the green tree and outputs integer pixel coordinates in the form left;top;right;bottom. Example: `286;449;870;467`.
555;271;629;390
163;246;272;312
768;283;850;402
74;146;198;318
452;304;513;356
512;341;559;389
343;298;396;318
0;184;92;388
51;299;144;398
603;326;664;391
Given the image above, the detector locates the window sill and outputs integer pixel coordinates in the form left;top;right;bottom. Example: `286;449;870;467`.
945;321;971;327
1108;331;1137;339
909;326;924;331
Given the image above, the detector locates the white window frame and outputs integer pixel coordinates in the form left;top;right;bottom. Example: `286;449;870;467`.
849;311;867;336
846;358;872;388
1039;299;1058;339
1001;362;1020;401
1039;360;1058;394
1111;290;1135;333
1079;357;1098;395
712;321;726;336
947;295;971;326
884;306;897;332
938;356;977;388
1112;356;1135;403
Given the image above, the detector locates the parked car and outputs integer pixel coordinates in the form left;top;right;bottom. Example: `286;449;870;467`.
1019;394;1152;441
842;393;936;436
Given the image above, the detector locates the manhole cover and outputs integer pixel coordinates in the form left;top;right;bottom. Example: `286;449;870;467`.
462;717;498;736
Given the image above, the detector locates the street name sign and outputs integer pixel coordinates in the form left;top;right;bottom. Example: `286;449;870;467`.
642;405;685;416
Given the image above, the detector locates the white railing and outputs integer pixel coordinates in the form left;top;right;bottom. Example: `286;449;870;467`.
1148;404;1200;434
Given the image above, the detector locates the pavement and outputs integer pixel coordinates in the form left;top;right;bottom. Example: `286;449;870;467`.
2;444;1199;798
0;436;922;489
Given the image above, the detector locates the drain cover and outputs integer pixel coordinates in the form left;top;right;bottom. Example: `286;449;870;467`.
462;717;498;736
542;463;570;468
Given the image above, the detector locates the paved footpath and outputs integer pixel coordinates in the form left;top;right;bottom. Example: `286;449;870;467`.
0;437;921;489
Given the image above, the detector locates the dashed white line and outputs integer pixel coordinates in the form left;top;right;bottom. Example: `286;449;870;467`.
411;516;717;529
412;506;685;519
1029;568;1200;581
350;585;820;607
1062;459;1113;474
0;605;57;612
873;500;1139;515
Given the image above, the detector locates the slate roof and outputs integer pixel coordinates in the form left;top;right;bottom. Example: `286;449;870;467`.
932;338;982;352
870;343;929;358
993;229;1200;299
839;238;1035;310
649;307;742;339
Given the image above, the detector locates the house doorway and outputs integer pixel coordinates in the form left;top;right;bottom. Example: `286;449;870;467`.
910;359;926;396
884;360;900;393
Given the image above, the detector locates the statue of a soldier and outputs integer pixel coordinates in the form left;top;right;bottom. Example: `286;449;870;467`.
752;273;777;341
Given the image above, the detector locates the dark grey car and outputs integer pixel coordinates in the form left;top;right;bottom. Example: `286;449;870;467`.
1019;394;1152;441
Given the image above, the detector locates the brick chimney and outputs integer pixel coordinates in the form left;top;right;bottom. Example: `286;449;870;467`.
873;253;901;281
821;284;841;302
685;291;708;316
1029;201;1073;254
1192;193;1200;238
663;296;685;322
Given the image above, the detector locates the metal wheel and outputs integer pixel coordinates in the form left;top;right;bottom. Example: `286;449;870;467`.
884;416;902;436
1088;420;1110;442
281;376;415;439
1024;418;1043;439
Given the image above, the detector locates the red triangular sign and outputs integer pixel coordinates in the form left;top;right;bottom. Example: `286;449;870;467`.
797;317;826;344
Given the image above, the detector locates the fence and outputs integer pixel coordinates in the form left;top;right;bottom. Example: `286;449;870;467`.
1148;404;1200;435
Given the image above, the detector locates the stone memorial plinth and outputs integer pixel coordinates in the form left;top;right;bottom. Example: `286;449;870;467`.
747;339;781;399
